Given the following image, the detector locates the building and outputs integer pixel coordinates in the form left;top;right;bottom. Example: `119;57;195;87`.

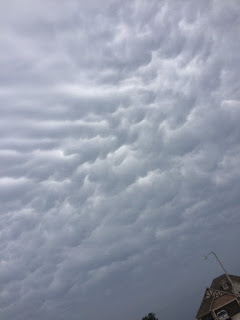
196;274;240;320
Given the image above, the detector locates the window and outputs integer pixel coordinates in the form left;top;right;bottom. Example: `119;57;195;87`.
221;281;229;290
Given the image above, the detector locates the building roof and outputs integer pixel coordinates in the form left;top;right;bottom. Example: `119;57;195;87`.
210;274;240;294
196;274;240;319
196;293;214;319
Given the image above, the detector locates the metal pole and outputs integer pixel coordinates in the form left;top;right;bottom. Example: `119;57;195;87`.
204;251;240;298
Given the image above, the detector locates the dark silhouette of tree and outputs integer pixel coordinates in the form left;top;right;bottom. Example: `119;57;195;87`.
142;312;158;320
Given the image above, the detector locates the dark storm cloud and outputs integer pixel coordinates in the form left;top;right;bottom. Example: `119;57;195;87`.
1;0;240;319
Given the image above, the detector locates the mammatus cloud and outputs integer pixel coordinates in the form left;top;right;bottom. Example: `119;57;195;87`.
0;0;240;319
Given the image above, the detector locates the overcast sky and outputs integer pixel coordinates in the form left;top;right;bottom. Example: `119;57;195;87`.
1;0;240;319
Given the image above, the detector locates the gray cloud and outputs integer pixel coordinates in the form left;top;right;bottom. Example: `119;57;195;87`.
1;0;240;319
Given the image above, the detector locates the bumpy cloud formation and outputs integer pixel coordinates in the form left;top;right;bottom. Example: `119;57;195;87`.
1;0;240;319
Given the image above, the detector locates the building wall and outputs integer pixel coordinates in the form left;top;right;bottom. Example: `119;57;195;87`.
215;300;240;317
233;281;240;293
201;313;214;320
212;294;235;310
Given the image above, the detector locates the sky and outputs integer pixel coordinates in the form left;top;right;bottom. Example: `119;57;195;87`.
0;0;240;319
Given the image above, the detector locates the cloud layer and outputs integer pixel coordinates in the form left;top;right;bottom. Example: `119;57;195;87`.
1;0;240;319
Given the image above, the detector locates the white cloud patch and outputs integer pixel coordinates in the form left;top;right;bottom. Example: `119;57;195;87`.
0;0;240;320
